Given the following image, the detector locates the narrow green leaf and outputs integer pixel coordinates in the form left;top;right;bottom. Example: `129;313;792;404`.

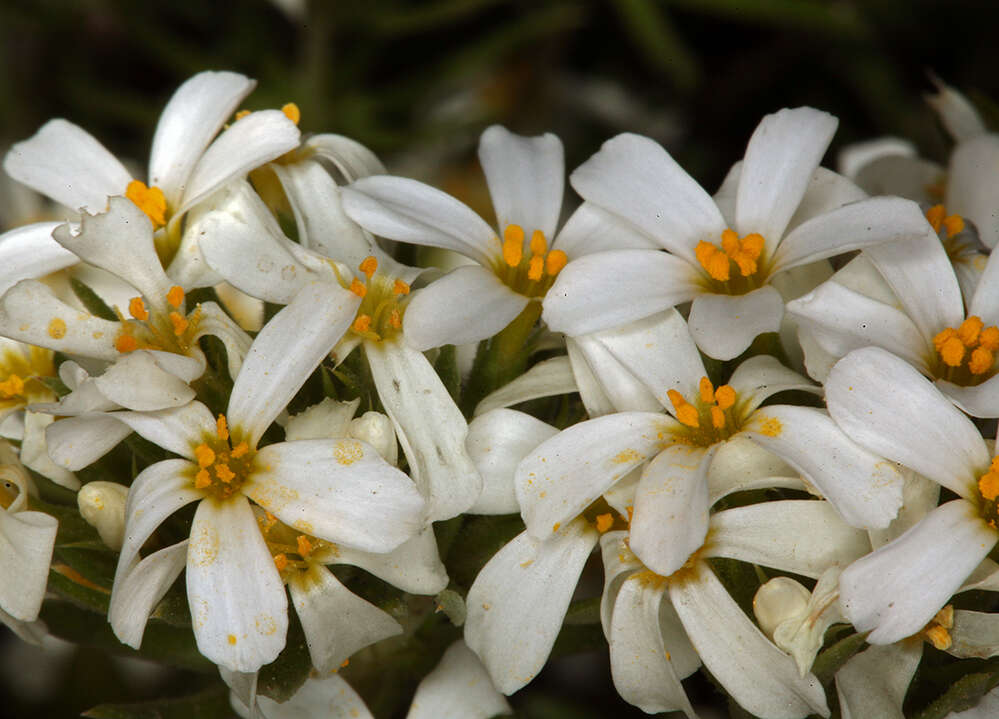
83;685;232;719
913;664;999;719
563;596;601;625
71;277;118;321
811;630;868;684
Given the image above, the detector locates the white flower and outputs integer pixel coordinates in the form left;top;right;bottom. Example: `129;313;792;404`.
108;282;426;672
340;125;655;351
3;70;300;281
542;107;929;360
825;346;999;645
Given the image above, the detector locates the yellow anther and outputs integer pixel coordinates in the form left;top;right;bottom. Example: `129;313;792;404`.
215;463;235;484
195;469;212;489
715;384;736;410
215;415;229;442
128;297;149;321
958;316;984;346
167;286;185;309
697;230;765;282
169;312;188;336
502;225;524;267
710;406;726;429
353;315;372;333
935;604;955;629
235;110;252;121
527;255;544;281
925;625;952;650
698;377;715;404
296;535;313;557
732;252;758;277
595;513;614;533
0;375;25;398
273;554;288;571
125;180;167;229
389;309;402;329
348;278;367;297
981;327;999;351
393;279;411;295
933;327;956;351
231;442;249;459
115;334;138;353
970;347;994;375
979;471;999;501
741;233;765;256
281;102;301;125
359;256;378;279
667;389;700;428
545;249;568;276
720;229;740;256
939;335;965;367
695;241;716;269
926;204;946;233
944;214;965;238
194;444;216;469
529;230;547;257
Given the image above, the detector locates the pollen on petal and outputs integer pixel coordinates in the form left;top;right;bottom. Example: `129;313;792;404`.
166;286;185;309
47;318;67;339
128;297;148;321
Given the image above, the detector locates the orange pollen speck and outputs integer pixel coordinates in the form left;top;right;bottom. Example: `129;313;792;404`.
235;110;251;121
169;312;188;336
393;279;410;295
353;315;372;333
281;102;301;125
231;442;249;458
296;535;313;557
216;415;230;441
0;375;24;398
349;279;367;297
359;256;378;279
696;229;765;282
934;316;999;374
595;513;614;533
166;286;185;309
128;297;148;321
228;634;237;645
215;463;235;484
115;334;138;353
125;180;167;228
273;554;288;571
194;444;216;468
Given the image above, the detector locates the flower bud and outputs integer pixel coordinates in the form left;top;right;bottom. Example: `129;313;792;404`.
77;481;129;551
349;411;398;466
753;576;810;641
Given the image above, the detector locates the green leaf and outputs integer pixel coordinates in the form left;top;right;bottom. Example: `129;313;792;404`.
31;495;105;546
433;344;461;406
71;277;118;321
811;629;868;684
913;664;999;719
563;596;601;625
82;685;233;719
444;514;525;589
612;0;698;90
257;605;311;703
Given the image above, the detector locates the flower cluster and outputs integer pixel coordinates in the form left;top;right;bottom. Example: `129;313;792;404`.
2;70;999;717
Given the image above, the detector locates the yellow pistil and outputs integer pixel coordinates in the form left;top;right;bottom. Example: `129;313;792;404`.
281;102;301;125
932;315;999;384
125;180;167;229
492;224;568;298
128;297;149;321
189;414;254;500
667;377;741;445
337;257;411;344
695;228;767;293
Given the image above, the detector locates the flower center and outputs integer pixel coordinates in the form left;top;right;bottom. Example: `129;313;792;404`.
491;224;568;298
695;228;767;294
342;256;410;344
190;414;255;500
581;497;631;534
977;456;999;529
125;180;168;230
114;286;202;356
925;204;973;266
0;344;55;408
667;377;741;445
932;315;999;385
256;509;336;580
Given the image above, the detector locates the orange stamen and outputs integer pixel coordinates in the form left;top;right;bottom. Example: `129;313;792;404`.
128;297;148;321
502;225;524;267
169;312;188;336
349;279;367;297
359;256;378;279
216;415;230;442
393;279;410;295
529;230;547;257
545;249;568;276
281;102;301;125
166;286;184;309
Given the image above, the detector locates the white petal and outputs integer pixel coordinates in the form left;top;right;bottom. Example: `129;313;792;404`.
407;640;512;719
835;642;922;719
736;107;837;243
0;508;57;621
706;435;803;505
479;125;564;241
853;154;942;205
114;402;218;460
862;226;964;339
255;674;374;719
366;341;481;521
187;497;288;672
629;445;712;577
45;413;133;470
949;134;999;249
0;280;119;360
93;351;196;410
149;71;255;208
938;375;999;420
837;136;915;179
609;573;697;717
707;500;870;578
569;332;665;413
20;410;78;489
229;282;358;446
247;439;425;553
726;354;818;414
565;338;616;417
0;222;78;295
289;565;401;673
687;286;784;361
826;347;987;499
403;266;528;350
333;525;448;595
668;561;829;719
342;177;497;267
305;133;386;181
949;610;999;659
270;160;373;269
191;302;252;380
552;202;660;257
474;356;577;417
178;110;300;214
741;405;904;529
785;167;869;232
109;540;188;649
4;119;130;213
543;249;700;337
516;411;667;539
599;530;644;637
464;520;598;694
838;499;996;644
968;245;999;328
570;133;726;263
467;409;558;515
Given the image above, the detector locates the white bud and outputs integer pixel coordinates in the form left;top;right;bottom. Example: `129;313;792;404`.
77;481;129;551
753;576;810;641
349;411;398;466
285;397;360;441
